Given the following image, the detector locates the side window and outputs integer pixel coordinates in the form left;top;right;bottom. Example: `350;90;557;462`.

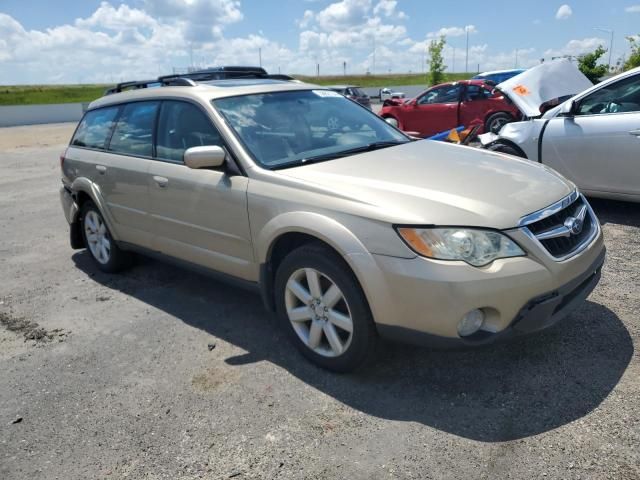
109;101;159;157
156;101;223;163
418;85;461;105
577;74;640;115
71;107;119;149
464;85;492;102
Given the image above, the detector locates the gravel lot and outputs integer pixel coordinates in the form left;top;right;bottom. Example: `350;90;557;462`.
0;123;638;480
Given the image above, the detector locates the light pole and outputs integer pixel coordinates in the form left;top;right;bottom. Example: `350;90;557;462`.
594;27;614;71
465;26;469;73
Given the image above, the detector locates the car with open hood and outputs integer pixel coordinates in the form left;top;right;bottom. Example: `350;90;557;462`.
380;79;521;137
481;60;640;202
59;73;605;372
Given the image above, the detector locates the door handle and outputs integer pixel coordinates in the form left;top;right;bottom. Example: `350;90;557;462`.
95;165;107;174
629;129;640;137
153;176;169;188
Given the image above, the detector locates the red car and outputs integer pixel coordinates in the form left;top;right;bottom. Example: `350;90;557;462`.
379;80;520;137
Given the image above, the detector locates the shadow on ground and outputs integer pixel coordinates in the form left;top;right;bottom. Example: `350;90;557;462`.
72;249;633;443
589;197;640;228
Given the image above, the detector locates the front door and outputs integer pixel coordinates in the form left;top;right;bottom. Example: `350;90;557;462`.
146;100;254;280
542;72;640;198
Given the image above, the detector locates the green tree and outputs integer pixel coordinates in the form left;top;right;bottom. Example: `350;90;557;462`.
577;46;608;83
427;36;447;85
624;35;640;70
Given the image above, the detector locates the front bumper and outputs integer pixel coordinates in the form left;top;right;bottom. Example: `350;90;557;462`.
366;227;605;347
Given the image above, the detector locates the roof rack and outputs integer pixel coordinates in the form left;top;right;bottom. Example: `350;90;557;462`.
104;77;196;96
104;66;296;96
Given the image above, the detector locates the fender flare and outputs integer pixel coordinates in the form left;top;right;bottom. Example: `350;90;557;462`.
256;212;393;323
70;177;121;241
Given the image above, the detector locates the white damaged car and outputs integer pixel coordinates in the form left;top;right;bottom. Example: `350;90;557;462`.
481;60;640;203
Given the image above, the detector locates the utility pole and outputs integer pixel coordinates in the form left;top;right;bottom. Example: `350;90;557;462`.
343;61;347;76
594;27;614;71
465;26;469;73
452;47;456;73
373;36;376;75
258;47;262;68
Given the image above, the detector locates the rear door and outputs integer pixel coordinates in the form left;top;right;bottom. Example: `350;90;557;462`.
146;100;254;280
459;84;495;130
402;84;461;136
542;72;640;198
101;101;159;248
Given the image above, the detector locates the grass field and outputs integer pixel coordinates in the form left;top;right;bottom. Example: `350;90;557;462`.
295;72;473;87
0;73;474;106
0;85;108;106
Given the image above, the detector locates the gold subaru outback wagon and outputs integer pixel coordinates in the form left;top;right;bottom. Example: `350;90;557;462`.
60;74;605;372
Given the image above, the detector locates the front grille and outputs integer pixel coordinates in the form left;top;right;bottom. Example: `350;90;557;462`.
523;194;597;259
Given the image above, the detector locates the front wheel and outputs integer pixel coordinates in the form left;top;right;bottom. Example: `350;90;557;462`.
274;243;377;372
80;201;132;273
487;142;526;158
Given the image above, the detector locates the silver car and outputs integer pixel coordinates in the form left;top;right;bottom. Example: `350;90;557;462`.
482;62;640;203
60;75;605;372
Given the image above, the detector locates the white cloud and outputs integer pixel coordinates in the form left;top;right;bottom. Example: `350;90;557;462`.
427;25;477;39
544;37;606;58
625;4;640;12
555;4;573;20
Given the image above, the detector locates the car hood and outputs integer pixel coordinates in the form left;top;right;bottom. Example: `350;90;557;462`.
279;140;574;229
496;59;593;118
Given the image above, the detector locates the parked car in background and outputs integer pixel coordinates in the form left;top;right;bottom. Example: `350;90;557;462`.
481;60;640;202
60;72;604;372
473;69;526;84
380;88;406;101
380;79;520;137
327;85;371;109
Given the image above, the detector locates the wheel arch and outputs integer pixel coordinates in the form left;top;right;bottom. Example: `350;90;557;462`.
256;213;380;314
70;177;121;241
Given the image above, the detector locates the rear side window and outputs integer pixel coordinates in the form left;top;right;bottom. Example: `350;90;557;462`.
109;101;159;157
71;107;119;149
156;101;223;162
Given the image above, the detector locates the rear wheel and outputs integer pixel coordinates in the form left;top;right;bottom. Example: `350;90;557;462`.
80;201;131;273
485;112;513;134
274;243;377;372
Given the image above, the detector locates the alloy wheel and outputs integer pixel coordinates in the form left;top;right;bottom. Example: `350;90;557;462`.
284;268;353;357
84;210;111;265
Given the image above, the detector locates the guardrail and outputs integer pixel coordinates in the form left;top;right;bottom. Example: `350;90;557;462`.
0;102;89;127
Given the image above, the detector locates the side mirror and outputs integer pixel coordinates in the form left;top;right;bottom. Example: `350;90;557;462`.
184;145;226;169
559;100;576;117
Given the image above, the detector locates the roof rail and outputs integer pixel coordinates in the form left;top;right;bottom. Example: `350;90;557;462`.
104;67;296;96
104;77;197;96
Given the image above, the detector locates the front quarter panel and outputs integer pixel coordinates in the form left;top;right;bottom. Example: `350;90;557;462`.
488;119;546;160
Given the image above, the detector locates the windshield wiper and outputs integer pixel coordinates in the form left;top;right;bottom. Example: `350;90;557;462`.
300;141;405;164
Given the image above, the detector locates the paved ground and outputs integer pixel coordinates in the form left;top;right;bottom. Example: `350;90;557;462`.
0;123;638;480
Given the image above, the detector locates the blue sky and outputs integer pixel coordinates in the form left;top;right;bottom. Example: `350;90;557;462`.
0;0;638;84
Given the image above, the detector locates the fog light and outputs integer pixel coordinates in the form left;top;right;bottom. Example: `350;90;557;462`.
458;309;485;337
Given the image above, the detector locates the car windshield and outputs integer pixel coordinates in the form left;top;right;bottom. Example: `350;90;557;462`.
213;89;408;169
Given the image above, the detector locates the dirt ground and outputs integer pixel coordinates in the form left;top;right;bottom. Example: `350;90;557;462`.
0;123;638;480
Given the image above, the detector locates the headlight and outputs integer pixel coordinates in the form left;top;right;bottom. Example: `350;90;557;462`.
397;227;525;267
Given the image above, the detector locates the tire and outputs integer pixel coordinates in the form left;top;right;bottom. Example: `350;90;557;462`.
485;112;513;134
487;142;526;158
80;201;132;273
274;242;377;372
